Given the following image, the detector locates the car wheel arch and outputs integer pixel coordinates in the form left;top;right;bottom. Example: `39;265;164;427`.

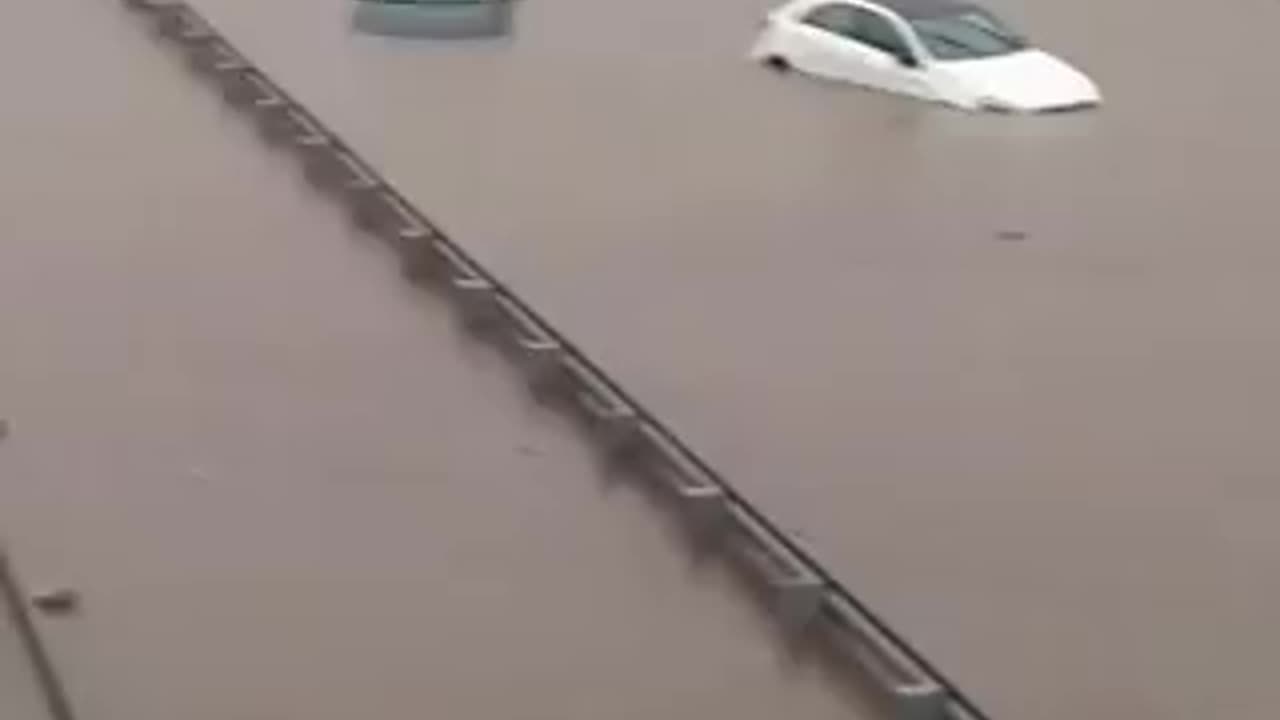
763;54;793;71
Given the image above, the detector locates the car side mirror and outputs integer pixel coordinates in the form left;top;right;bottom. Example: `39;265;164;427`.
896;51;919;68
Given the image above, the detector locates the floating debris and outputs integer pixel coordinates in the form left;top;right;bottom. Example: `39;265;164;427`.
995;229;1029;242
31;587;81;616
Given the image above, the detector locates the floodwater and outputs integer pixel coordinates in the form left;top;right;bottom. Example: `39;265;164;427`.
178;0;1280;718
3;0;1279;717
1;601;49;720
0;2;870;720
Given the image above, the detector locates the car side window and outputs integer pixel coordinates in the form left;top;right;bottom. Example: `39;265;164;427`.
848;8;913;60
801;3;859;36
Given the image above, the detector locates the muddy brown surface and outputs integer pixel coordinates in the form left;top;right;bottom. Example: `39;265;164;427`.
0;2;873;719
171;0;1280;718
0;603;49;720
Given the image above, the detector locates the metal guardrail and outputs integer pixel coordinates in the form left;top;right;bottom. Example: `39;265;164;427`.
119;3;994;719
0;548;77;720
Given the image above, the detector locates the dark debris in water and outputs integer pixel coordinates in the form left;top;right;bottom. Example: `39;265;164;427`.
31;587;81;616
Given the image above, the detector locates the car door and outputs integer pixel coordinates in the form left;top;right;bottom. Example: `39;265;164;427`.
787;3;871;83
841;6;934;99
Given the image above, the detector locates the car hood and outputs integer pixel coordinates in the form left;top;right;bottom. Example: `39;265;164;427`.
935;49;1101;112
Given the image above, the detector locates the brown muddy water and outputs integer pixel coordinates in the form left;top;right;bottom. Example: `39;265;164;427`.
5;0;1280;718
0;2;868;720
1;603;49;720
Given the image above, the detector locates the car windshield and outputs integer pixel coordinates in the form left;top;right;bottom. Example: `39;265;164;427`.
910;9;1027;60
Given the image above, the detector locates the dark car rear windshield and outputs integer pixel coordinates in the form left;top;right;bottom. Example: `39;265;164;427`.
910;9;1027;60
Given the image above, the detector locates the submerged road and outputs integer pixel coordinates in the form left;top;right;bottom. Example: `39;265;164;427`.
176;0;1280;718
0;2;872;719
1;599;50;720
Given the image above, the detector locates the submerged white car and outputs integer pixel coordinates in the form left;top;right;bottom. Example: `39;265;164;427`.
751;0;1100;112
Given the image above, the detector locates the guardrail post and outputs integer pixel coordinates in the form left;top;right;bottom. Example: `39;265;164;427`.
823;596;952;720
727;510;825;629
339;191;440;281
185;45;220;76
298;138;352;194
678;485;730;538
776;576;825;629
204;54;251;93
213;64;267;108
248;97;326;148
149;2;190;38
893;683;948;720
634;427;730;537
167;14;226;77
556;359;642;458
592;404;640;459
173;13;215;47
396;227;446;284
515;337;566;393
449;275;503;333
343;183;388;233
251;95;298;145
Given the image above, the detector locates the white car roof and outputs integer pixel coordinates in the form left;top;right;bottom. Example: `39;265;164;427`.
877;0;987;19
791;0;987;20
